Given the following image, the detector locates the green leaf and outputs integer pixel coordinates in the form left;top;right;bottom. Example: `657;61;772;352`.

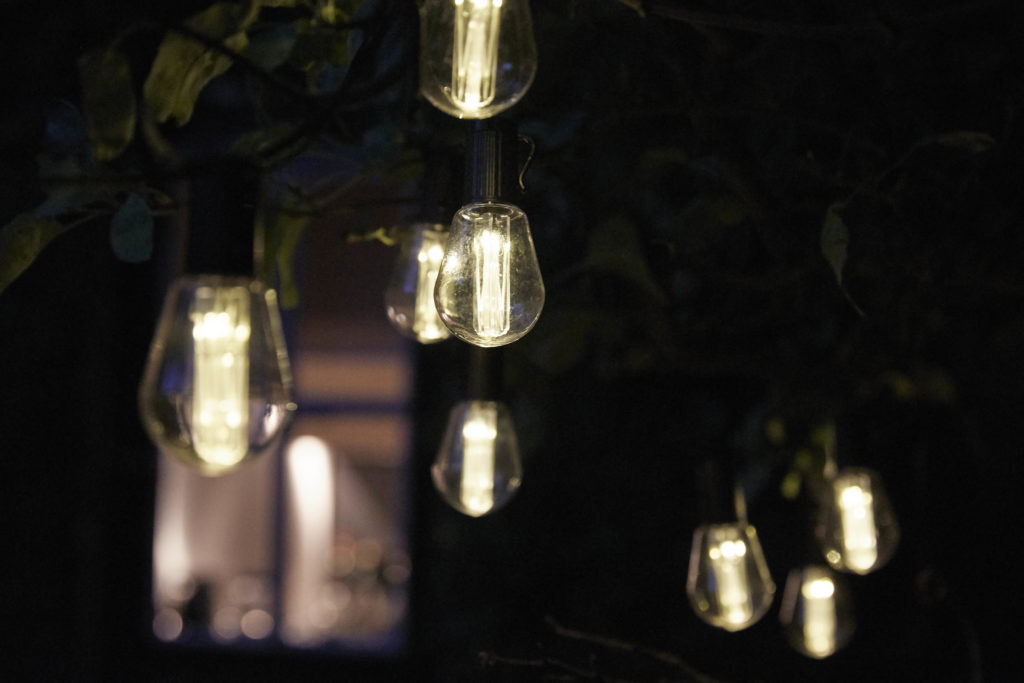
930;130;995;154
78;47;137;161
143;1;261;126
246;21;299;71
110;194;154;263
257;205;307;308
820;203;848;286
0;214;68;294
820;202;865;317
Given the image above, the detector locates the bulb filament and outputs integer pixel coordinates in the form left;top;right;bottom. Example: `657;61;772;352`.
190;286;250;467
801;576;837;657
414;238;448;341
460;405;498;514
708;538;753;627
472;216;512;339
452;0;503;112
837;481;879;572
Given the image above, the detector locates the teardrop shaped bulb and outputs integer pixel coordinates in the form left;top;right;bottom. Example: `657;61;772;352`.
434;202;544;347
686;523;775;631
779;565;856;659
818;467;900;574
385;222;451;343
419;0;537;119
138;275;296;476
432;400;522;516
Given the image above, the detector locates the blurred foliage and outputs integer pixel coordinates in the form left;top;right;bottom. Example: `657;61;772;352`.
0;1;1020;679
0;0;1020;446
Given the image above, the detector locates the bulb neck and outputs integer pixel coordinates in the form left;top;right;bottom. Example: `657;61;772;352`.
416;147;460;224
463;118;521;205
467;346;504;401
696;456;741;525
184;160;259;277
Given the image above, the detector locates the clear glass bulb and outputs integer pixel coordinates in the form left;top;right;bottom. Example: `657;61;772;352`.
686;523;775;631
779;565;856;659
432;400;522;516
818;467;899;574
385;222;451;343
139;275;296;476
419;0;537;119
434;202;544;347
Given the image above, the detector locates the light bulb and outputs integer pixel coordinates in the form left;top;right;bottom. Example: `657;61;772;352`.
139;275;295;476
419;0;537;119
779;565;855;659
385;222;451;343
818;467;899;574
432;400;522;516
686;523;775;631
434;202;544;347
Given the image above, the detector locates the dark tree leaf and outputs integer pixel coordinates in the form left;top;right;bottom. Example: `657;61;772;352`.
930;130;995;154
820;202;848;286
109;193;154;263
143;1;260;126
78;47;137;161
0;214;67;294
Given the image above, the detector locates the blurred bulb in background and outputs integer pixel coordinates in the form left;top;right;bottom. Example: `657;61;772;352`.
432;400;522;516
139;275;295;476
434;202;543;347
818;467;899;574
687;523;775;631
779;565;855;659
386;222;451;343
419;0;537;119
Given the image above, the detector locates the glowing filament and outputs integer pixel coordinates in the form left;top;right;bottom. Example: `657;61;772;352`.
801;576;837;657
413;238;448;341
460;404;498;514
709;539;753;627
191;286;250;467
452;0;503;112
837;482;878;572
472;217;511;338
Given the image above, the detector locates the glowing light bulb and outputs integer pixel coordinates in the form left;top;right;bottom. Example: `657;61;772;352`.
779;565;855;659
434;202;544;347
432;400;522;516
818;467;899;574
686;523;775;631
139;275;295;476
385;222;451;343
419;0;537;119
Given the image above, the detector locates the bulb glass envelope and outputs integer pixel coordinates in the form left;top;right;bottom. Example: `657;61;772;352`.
435;202;544;347
419;0;537;119
818;467;900;574
139;275;295;476
779;564;856;659
385;223;451;343
432;400;522;516
686;523;775;631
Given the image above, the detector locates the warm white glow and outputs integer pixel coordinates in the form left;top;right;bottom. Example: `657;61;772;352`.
283;435;336;645
413;239;448;341
452;0;503;112
709;538;753;626
460;405;498;514
190;286;250;467
837;482;879;572
153;607;184;642
801;577;838;657
472;217;511;338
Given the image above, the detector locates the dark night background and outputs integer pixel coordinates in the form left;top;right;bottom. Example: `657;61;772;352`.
2;1;1022;681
